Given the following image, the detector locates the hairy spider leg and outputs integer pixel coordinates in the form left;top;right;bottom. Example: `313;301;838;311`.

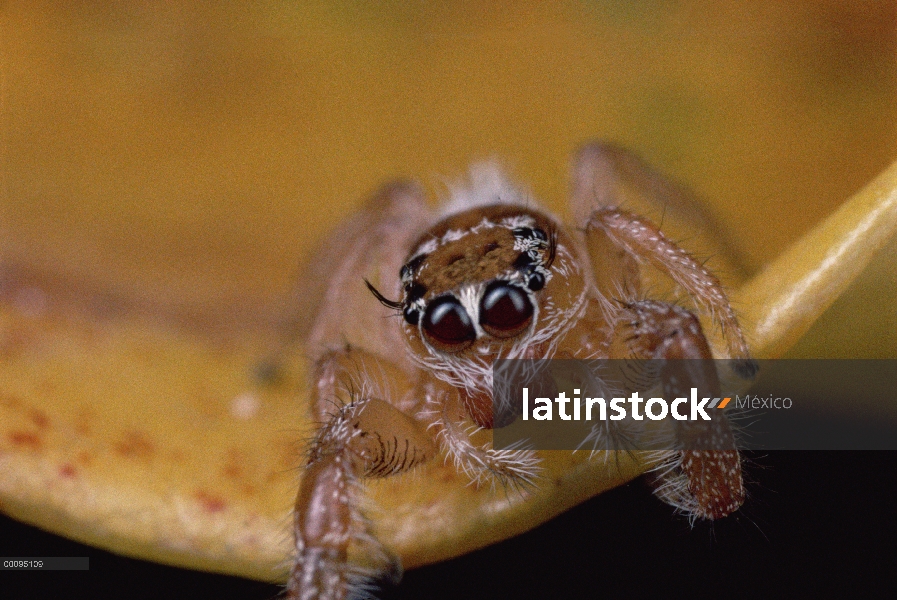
289;348;436;600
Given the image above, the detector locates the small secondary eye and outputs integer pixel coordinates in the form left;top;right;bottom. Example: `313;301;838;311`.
479;282;534;338
403;305;420;326
422;296;475;352
527;271;546;291
400;254;427;281
405;282;427;303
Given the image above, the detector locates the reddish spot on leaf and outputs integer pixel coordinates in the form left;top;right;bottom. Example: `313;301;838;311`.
222;449;245;480
194;490;227;513
8;431;42;450
0;394;23;409
30;409;50;429
114;430;155;459
222;463;242;479
74;406;97;437
59;463;77;479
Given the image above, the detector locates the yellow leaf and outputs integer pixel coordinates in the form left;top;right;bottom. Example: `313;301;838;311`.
2;157;896;582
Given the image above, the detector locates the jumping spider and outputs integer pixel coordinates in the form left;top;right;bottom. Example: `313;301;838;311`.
286;143;754;600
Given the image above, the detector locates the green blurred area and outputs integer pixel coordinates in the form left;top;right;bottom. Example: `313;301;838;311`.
2;0;896;354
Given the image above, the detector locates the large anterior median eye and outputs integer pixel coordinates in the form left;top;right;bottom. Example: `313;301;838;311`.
422;295;476;352
479;282;533;338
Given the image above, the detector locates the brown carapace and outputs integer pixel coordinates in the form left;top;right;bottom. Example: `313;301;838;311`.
286;143;754;600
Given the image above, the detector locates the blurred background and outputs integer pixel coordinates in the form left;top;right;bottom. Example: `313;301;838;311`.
2;1;896;599
2;1;896;351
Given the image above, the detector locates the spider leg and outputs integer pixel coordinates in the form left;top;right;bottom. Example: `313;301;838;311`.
423;382;540;492
586;206;754;372
263;180;432;380
578;193;747;520
606;299;744;521
288;348;436;600
570;141;749;282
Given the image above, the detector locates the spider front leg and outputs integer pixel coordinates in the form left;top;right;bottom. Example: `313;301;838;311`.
571;141;753;369
424;382;540;491
584;210;747;520
587;206;752;366
288;348;436;600
605;299;744;520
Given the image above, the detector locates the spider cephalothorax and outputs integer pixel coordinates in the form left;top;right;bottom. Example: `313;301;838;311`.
288;144;752;600
367;205;589;417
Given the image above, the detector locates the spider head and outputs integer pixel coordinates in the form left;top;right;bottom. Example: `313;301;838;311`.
367;205;586;364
